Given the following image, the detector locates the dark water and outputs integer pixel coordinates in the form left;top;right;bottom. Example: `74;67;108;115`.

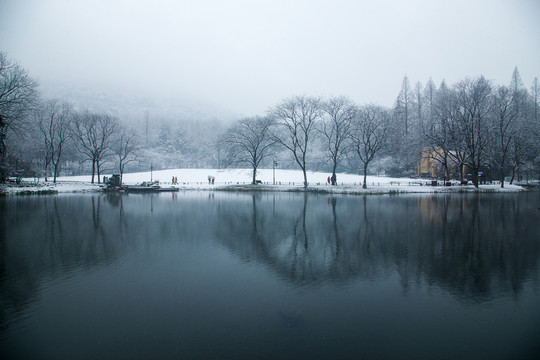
1;191;539;359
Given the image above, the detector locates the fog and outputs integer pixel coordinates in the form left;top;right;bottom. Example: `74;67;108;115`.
1;0;539;117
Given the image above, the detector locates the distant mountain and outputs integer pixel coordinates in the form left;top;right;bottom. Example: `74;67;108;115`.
40;81;240;124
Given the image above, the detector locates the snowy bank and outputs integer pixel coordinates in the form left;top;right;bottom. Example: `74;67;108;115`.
2;168;526;195
0;180;102;196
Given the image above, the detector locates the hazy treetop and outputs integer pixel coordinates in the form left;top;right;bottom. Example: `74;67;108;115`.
1;0;538;117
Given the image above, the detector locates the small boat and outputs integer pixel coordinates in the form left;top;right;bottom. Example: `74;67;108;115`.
125;181;178;193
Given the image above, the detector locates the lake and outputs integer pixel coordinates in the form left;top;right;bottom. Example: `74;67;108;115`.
1;191;539;359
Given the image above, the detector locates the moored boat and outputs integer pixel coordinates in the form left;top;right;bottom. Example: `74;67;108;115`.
125;181;178;193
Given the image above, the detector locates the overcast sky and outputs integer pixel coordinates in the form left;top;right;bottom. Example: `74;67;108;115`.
1;0;539;116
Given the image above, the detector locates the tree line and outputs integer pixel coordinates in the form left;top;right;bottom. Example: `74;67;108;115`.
1;52;137;184
221;70;539;189
220;96;392;189
1;50;539;188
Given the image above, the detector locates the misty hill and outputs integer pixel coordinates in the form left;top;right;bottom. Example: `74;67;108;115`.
38;81;240;171
40;81;240;125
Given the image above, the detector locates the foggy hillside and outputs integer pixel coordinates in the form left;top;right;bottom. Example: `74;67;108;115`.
41;81;240;125
37;81;240;172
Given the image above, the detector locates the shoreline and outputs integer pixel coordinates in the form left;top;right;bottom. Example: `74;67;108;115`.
1;180;530;196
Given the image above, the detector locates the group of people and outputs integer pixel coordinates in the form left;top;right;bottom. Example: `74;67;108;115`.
171;176;179;185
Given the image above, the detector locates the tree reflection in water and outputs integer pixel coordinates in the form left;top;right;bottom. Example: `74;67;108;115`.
1;191;539;318
215;192;540;300
1;192;539;359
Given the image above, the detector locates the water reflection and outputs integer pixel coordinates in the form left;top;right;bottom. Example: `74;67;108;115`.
1;192;539;311
1;191;539;358
215;192;540;301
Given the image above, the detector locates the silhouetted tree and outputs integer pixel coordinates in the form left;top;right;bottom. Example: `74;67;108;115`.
37;99;73;182
507;68;533;183
453;77;493;187
422;81;465;181
351;105;391;188
320;96;355;185
72;111;119;183
221;116;275;184
491;86;519;187
115;127;138;184
388;76;422;177
271;96;323;188
531;77;539;123
0;52;38;181
395;76;412;135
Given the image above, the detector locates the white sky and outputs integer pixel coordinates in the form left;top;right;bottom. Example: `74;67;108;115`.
1;0;539;116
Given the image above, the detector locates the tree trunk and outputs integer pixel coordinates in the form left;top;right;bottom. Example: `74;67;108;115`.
0;123;6;183
472;166;479;188
362;163;368;189
302;168;308;188
331;163;337;186
53;161;59;183
91;160;96;183
44;152;51;181
509;165;515;184
0;153;6;183
252;166;257;185
443;154;449;182
499;166;505;188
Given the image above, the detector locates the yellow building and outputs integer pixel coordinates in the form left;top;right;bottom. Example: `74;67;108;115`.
417;148;465;179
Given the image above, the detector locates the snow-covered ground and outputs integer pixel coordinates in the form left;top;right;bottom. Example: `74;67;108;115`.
1;168;526;195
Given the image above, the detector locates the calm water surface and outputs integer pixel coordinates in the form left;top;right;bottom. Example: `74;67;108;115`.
1;191;539;359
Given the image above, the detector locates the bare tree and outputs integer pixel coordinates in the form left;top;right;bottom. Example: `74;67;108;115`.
270;96;322;188
0;52;39;181
531;77;539;123
422;81;468;182
506;69;535;183
491;86;519;188
351;105;391;189
388;75;422;177
422;83;452;181
221;116;275;184
413;81;424;126
320;96;355;185
440;84;470;183
116;127;138;184
394;75;412;135
72;111;119;183
529;77;540;180
423;78;436;127
454;76;493;187
37;99;73;182
419;79;440;177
